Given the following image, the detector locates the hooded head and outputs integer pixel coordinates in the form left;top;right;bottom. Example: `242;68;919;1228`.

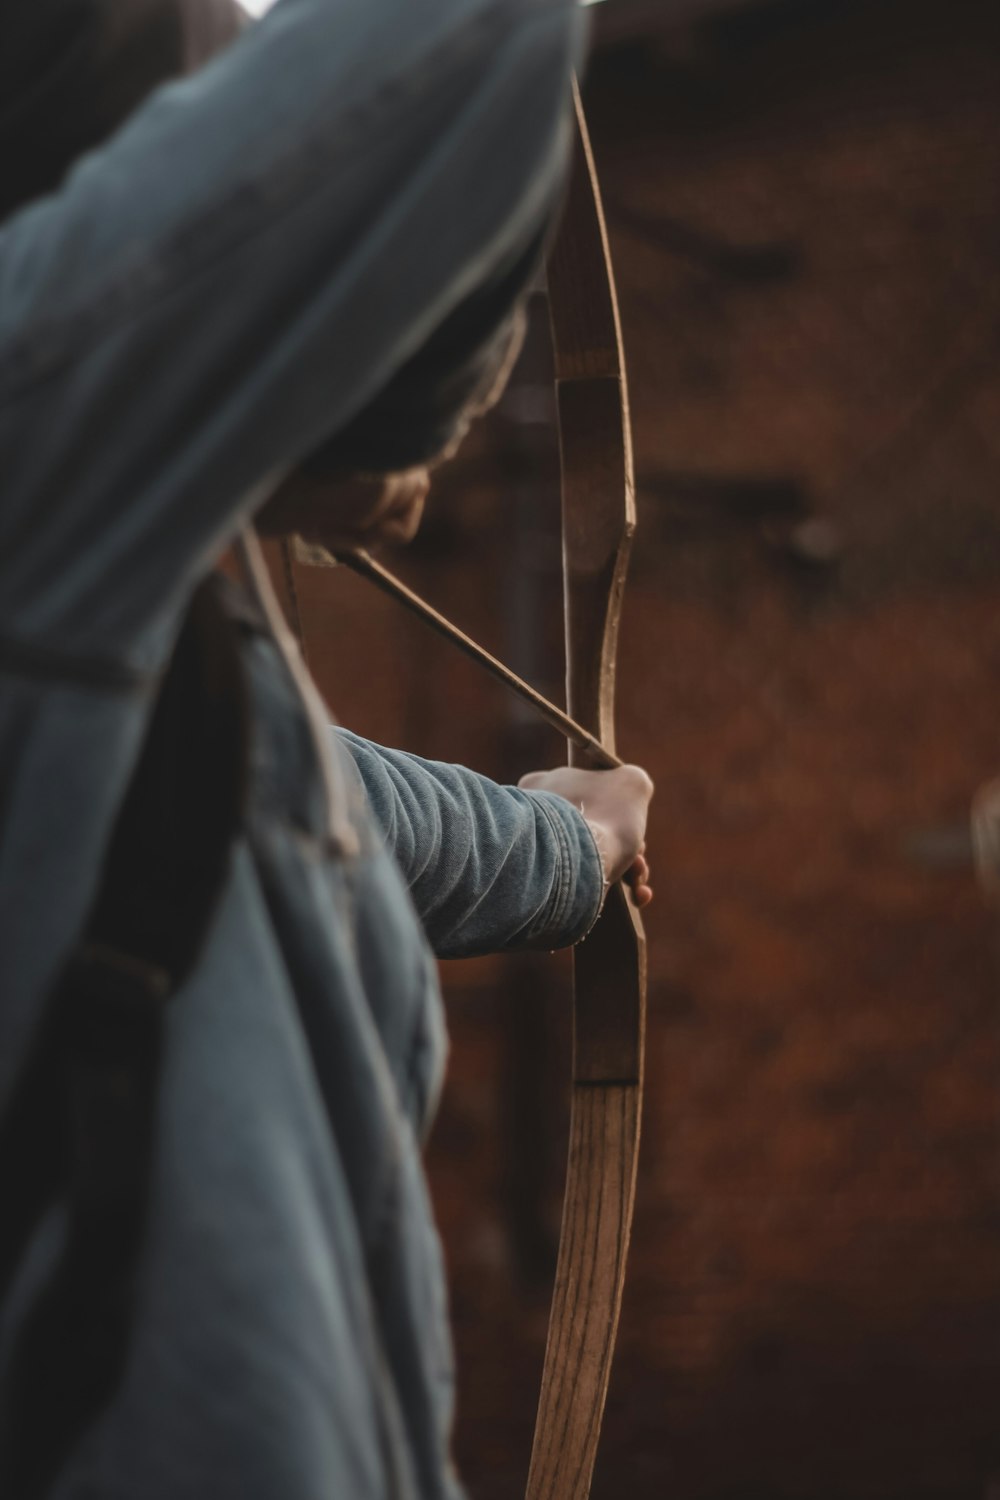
0;0;244;223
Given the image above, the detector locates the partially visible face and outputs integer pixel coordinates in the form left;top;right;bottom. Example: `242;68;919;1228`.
255;466;430;556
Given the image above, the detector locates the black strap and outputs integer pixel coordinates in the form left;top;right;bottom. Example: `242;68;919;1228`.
0;576;248;1499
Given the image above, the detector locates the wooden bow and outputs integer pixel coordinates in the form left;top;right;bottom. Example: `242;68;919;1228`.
524;82;646;1500
275;81;645;1500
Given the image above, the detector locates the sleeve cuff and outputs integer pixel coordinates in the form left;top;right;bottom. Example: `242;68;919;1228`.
528;790;608;947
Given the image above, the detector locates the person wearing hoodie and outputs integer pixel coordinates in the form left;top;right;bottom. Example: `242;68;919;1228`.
0;3;652;1496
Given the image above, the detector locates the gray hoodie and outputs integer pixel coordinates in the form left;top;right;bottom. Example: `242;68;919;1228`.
0;1;593;1494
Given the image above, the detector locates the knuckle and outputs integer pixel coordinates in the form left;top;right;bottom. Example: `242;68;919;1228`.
621;763;654;795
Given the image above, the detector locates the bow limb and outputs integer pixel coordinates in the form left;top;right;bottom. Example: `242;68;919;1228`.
525;83;647;1500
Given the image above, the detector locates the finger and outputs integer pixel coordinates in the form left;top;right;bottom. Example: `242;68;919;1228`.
622;851;652;907
620;764;655;801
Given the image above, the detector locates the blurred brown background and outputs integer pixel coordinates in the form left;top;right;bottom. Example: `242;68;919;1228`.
287;0;1000;1494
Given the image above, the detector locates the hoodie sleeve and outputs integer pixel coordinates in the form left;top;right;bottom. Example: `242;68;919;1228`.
335;729;604;959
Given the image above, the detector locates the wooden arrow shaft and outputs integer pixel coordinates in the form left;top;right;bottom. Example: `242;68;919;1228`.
337;549;623;770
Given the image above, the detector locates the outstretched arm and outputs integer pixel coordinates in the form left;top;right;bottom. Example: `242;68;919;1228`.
336;730;652;959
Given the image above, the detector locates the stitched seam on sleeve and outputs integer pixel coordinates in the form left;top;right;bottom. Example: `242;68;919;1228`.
528;790;575;938
576;813;610;939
